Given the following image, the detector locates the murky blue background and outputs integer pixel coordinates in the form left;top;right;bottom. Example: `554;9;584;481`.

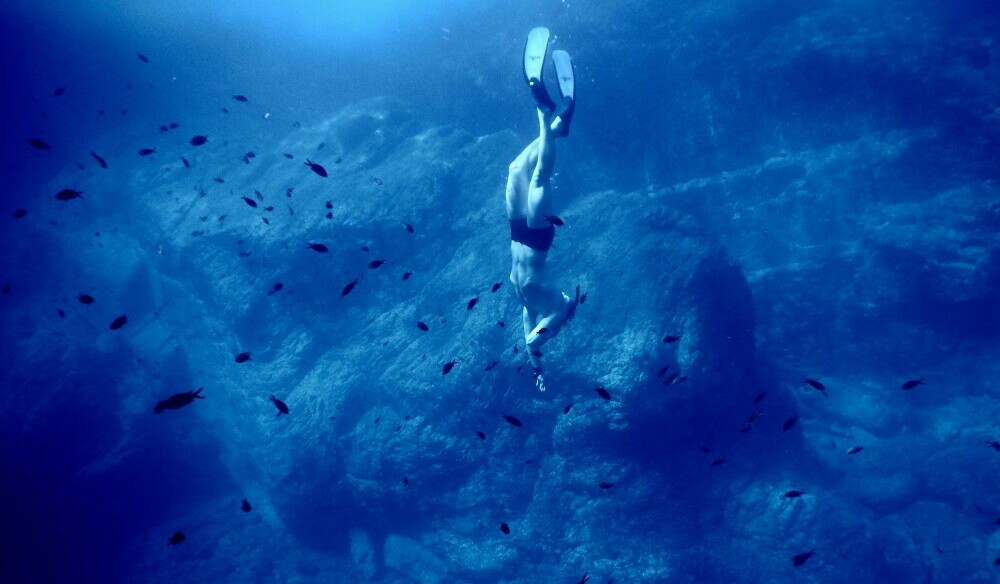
2;1;998;582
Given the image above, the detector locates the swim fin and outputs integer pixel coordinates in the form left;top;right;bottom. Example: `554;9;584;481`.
551;49;575;136
524;27;556;113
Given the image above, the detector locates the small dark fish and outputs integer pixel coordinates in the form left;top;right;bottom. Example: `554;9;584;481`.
544;215;564;226
529;350;543;358
341;278;359;296
154;388;204;414
89;151;108;168
283;153;294;159
402;222;414;233
159;125;169;133
563;403;572;414
663;335;681;344
657;365;669;377
466;296;479;311
254;190;264;201
663;373;678;385
12;208;28;219
599;482;615;489
804;378;827;394
190;135;208;146
233;95;248;102
746;410;763;425
782;415;800;432
137;53;149;63
270;395;289;415
138;148;156;156
502;413;522;427
109;314;128;330
56;189;84;201
220;107;229;113
402;476;408;486
784;490;805;498
241;196;258;208
672;375;688;385
53;87;66;97
901;378;923;390
512;343;519;354
847;445;864;455
212;177;225;183
262;217;270;225
371;176;383;186
169;122;179;129
272;282;283;292
791;549;815;567
402;272;412;281
57;308;65;318
307;243;329;253
499;522;510;534
325;201;333;209
367;259;387;269
416;321;429;331
235;352;251;363
993;556;1000;566
709;458;726;467
484;361;498;371
491;281;503;293
442;359;458;375
580;292;588;304
594;384;611;401
476;431;486;440
28;139;51;151
986;441;1000;451
753;392;767;404
497;321;506;328
167;532;185;545
181;157;190;168
77;294;95;304
241;499;252;512
305;159;328;177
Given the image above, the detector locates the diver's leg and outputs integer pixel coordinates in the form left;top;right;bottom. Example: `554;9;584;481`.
506;139;540;213
526;110;557;221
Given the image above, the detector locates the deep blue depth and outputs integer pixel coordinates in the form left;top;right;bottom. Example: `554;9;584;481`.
2;1;999;583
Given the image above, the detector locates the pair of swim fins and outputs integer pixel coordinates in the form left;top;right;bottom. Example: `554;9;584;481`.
523;27;575;136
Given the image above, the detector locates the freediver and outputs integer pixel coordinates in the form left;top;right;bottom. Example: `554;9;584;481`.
506;27;579;392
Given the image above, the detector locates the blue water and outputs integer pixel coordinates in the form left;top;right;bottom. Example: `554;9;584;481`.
2;1;998;582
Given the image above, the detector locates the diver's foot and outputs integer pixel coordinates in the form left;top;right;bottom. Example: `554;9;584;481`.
550;50;575;137
524;27;557;113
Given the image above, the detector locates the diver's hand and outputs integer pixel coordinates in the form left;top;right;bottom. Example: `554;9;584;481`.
536;374;546;392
